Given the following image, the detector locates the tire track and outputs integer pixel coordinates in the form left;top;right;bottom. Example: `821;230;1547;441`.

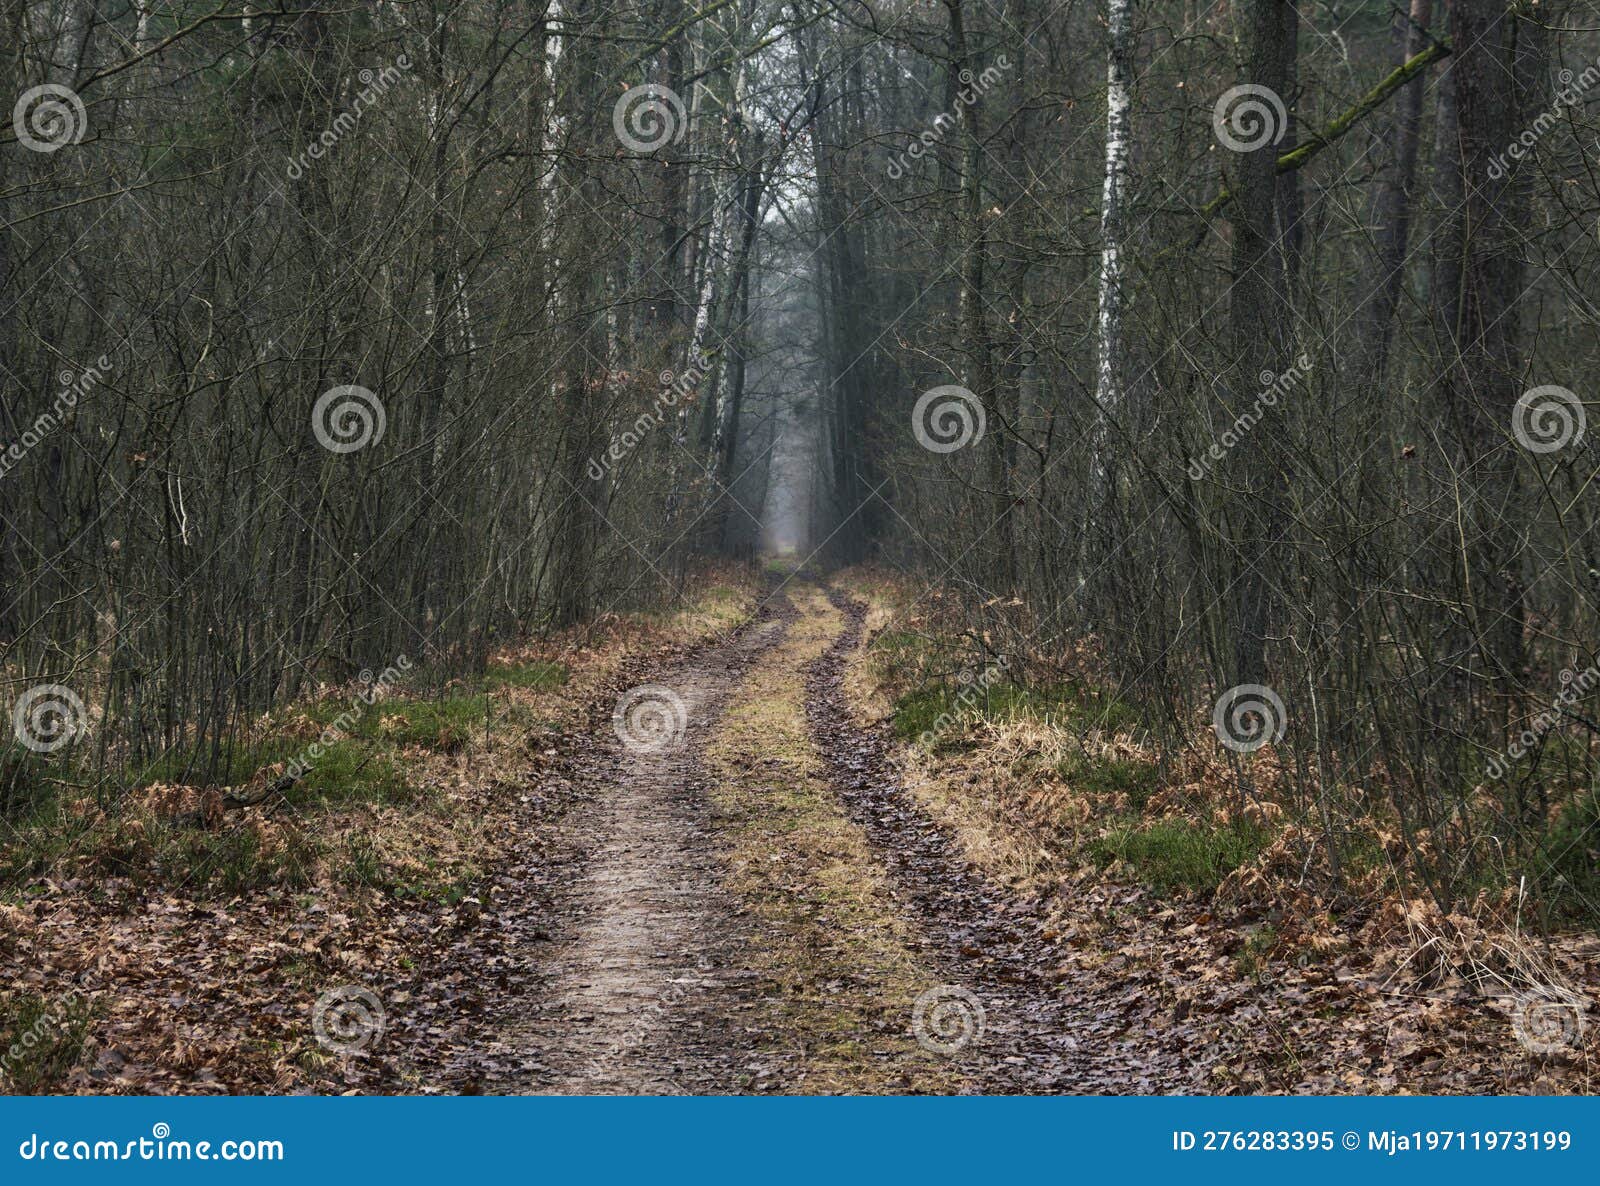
804;583;1196;1093
474;605;790;1093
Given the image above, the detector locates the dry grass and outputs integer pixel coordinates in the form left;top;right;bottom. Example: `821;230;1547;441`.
704;585;963;1093
835;566;1600;1093
0;566;764;1094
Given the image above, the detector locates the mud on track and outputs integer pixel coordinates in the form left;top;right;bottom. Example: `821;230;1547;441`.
804;584;1201;1093
429;580;1195;1094
438;603;792;1093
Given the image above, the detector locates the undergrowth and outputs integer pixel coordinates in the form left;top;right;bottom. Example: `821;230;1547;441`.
857;568;1600;929
0;989;96;1093
1;570;757;905
1092;817;1268;895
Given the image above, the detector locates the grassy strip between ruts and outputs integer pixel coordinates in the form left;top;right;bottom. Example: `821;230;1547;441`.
703;585;964;1094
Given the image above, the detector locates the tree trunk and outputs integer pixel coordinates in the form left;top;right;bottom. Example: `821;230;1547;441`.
1225;0;1292;686
1091;0;1135;513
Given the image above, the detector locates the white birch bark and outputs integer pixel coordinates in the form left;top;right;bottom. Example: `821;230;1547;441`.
1092;0;1134;489
708;56;753;462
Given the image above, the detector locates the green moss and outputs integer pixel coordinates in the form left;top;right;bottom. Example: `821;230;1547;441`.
297;692;491;751
2;803;326;897
869;629;938;664
132;741;276;788
130;737;412;808
891;684;969;741
374;695;490;750
483;660;567;692
1056;753;1161;807
334;833;479;905
294;744;413;807
158;823;319;896
1092;817;1267;895
893;679;1141;743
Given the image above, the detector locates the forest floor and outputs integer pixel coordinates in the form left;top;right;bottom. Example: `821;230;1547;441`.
3;565;1597;1094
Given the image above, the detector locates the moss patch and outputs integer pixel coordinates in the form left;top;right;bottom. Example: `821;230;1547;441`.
893;680;1140;744
1092;817;1268;896
483;660;568;693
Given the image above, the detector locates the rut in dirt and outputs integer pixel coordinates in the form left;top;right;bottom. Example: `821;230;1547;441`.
804;584;1202;1093
458;602;793;1094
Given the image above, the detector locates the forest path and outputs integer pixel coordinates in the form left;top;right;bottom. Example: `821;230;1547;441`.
803;585;1195;1092
473;601;793;1093
473;578;1181;1093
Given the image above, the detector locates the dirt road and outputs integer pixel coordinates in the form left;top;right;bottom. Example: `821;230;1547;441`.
452;581;1183;1094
